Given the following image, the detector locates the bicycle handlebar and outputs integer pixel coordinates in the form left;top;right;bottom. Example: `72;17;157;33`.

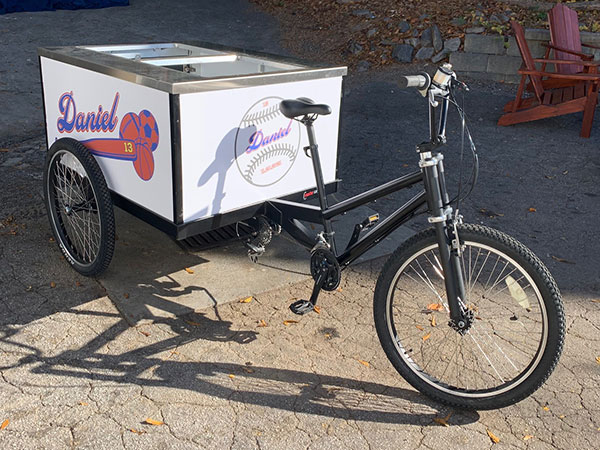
398;74;429;89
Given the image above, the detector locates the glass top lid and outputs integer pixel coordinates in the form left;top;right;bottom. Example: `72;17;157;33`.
84;43;305;78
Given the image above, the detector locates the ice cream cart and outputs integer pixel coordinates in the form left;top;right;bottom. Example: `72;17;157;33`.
39;42;346;274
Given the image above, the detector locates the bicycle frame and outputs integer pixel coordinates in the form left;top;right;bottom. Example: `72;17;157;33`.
267;69;469;326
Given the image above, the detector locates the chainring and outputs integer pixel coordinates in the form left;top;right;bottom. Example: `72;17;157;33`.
310;247;341;291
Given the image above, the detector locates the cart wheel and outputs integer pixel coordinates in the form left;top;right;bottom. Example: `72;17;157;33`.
44;138;115;276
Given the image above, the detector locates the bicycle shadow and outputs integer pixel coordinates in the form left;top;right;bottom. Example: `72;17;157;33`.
2;311;480;425
195;125;257;219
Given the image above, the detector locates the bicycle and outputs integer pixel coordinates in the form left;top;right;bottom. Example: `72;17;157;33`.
271;63;565;410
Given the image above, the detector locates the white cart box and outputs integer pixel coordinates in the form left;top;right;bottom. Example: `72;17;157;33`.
39;43;346;239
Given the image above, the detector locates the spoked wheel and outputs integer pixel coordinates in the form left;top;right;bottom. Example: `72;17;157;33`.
44;138;115;276
373;224;565;410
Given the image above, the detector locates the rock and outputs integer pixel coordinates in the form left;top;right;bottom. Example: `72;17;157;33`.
450;17;466;26
356;60;371;72
432;50;450;64
351;22;370;32
352;9;375;19
420;27;433;47
412;28;420;37
406;37;419;48
419;14;430;21
466;26;485;34
444;37;461;52
366;28;378;38
398;20;410;33
490;13;510;24
349;41;363;55
380;38;396;46
392;44;414;63
415;47;435;61
432;25;443;53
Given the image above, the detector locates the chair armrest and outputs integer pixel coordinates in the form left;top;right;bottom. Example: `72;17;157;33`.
518;69;600;81
582;42;600;50
533;58;599;66
541;42;591;59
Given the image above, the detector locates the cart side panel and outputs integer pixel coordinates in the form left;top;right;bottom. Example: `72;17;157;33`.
179;76;343;223
40;57;174;221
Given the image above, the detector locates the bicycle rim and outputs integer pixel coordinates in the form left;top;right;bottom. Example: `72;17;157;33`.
386;240;548;398
47;149;102;268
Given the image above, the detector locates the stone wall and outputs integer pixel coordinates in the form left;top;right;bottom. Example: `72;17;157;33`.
449;28;600;83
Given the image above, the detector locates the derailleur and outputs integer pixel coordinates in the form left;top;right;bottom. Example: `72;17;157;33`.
243;216;280;263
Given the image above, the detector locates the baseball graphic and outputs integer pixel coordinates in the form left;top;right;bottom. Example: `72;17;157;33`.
234;96;301;186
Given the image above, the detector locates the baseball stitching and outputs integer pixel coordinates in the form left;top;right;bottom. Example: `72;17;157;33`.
244;143;298;182
240;105;281;127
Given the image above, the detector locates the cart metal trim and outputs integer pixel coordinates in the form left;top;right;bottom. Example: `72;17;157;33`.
38;44;347;94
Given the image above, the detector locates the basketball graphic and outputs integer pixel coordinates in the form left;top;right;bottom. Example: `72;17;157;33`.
234;96;301;186
133;143;154;181
119;112;142;142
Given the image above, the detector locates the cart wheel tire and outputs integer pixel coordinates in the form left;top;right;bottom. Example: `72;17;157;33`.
44;138;115;276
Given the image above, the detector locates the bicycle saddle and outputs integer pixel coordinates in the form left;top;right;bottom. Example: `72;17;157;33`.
279;97;331;119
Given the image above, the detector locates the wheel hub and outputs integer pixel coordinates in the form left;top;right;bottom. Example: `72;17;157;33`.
448;308;475;335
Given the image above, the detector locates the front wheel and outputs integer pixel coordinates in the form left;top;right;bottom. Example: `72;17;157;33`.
373;224;565;410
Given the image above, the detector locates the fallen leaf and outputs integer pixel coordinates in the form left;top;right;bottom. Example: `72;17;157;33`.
592;299;600;303
324;333;331;338
257;319;267;327
75;281;82;287
563;170;568;175
139;330;150;337
0;419;8;430
78;401;88;406
49;237;55;242
336;287;343;292
185;320;203;326
528;207;536;212
433;412;452;427
427;303;444;312
184;267;194;274
239;296;253;303
596;356;600;365
144;418;163;426
130;428;145;435
50;281;56;288
523;435;533;441
228;374;235;379
283;320;298;326
486;429;500;444
357;359;370;367
242;366;255;373
559;415;565;419
551;255;575;264
542;405;550;411
0;148;9;152
422;332;432;341
430;315;437;327
123;293;130;299
415;325;424;331
314;305;321;314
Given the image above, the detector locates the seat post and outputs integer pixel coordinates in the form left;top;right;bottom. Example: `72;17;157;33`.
304;119;336;252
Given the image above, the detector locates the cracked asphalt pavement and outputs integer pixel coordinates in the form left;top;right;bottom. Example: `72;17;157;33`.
1;1;599;449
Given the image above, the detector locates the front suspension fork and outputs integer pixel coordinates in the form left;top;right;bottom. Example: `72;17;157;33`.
420;152;467;325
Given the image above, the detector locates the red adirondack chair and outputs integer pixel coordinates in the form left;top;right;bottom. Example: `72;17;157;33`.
498;21;600;138
543;4;600;75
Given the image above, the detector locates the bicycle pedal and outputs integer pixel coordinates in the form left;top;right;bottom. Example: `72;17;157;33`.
289;299;315;315
361;213;379;228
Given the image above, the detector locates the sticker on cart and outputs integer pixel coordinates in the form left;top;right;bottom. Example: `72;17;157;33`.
234;96;301;187
55;91;160;181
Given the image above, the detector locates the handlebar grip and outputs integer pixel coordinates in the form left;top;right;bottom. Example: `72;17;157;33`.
398;74;428;89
